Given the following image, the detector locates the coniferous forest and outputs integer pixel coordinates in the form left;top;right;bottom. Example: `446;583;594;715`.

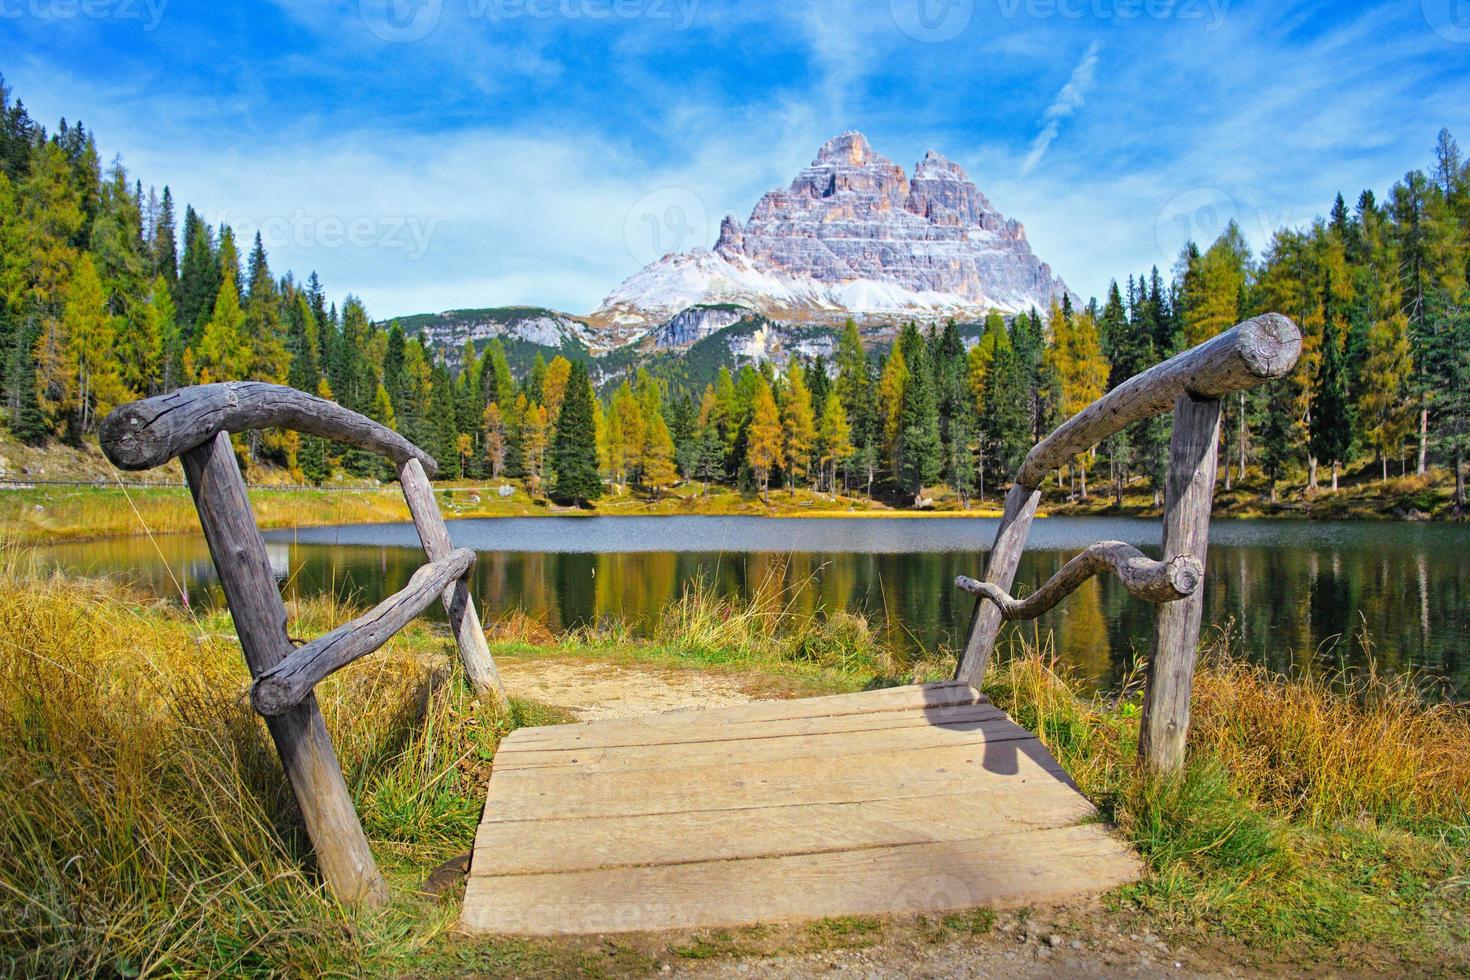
3;75;1468;511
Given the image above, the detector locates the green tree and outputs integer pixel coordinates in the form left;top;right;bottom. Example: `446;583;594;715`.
817;389;853;493
1309;277;1352;490
189;257;250;384
550;360;602;505
895;329;941;503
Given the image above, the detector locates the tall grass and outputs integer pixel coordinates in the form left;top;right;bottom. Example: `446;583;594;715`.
560;562;904;679
0;552;562;976
984;636;1470;948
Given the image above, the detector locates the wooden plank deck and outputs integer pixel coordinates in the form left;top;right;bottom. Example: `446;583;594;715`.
460;681;1142;936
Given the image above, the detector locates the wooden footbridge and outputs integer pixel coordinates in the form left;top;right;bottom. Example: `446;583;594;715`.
101;314;1301;934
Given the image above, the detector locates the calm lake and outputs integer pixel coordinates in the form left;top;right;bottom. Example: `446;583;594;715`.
35;516;1470;693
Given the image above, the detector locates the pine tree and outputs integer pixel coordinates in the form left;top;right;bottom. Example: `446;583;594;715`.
642;407;678;499
1045;302;1107;496
817;389;853;494
152;186;177;287
175;206;217;338
189;255;250;384
550;360;602;505
1309;276;1352;490
300;377;334;484
746;376;784;502
286;292;320;393
876;341;907;478
779;359;816;490
895;329;941;503
966;311;1009;417
1359;309;1414;480
542;355;572;431
120;274;170;396
59;254;127;434
1183;223;1250;346
613;382;646;484
244;233;287;383
427;360;459;478
979;339;1030;491
483;402;508;478
945;411;976;507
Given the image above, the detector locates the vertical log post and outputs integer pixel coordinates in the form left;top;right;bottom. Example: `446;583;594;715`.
1138;394;1223;774
954;483;1042;688
398;457;509;708
183;432;388;906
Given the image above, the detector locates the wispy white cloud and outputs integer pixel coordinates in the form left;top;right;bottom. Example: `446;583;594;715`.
1021;41;1100;176
7;0;1470;316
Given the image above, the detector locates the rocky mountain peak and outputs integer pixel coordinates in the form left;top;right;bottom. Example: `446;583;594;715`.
590;131;1072;338
816;130;877;166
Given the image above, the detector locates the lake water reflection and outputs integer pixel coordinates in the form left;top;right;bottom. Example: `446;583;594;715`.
33;516;1470;693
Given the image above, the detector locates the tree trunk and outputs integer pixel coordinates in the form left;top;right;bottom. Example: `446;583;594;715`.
1238;392;1247;482
1417;406;1428;476
1331;460;1339;492
1307;456;1318;491
1456;453;1466;514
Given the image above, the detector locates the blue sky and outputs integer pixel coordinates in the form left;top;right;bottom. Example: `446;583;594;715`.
4;0;1469;318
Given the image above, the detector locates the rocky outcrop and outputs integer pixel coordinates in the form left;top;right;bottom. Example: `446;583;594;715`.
402;307;594;361
652;304;753;348
589;132;1071;334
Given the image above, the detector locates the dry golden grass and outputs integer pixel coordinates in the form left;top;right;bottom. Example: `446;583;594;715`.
1189;655;1470;829
0;550;555;976
984;638;1470;949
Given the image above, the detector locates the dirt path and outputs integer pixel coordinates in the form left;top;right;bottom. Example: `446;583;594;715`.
497;658;761;720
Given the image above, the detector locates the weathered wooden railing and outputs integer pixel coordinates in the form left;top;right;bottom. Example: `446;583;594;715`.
100;382;509;906
955;314;1302;774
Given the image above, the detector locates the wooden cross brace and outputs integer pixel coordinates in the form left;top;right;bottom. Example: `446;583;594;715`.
101;381;508;906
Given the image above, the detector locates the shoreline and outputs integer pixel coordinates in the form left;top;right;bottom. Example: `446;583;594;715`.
5;481;1461;547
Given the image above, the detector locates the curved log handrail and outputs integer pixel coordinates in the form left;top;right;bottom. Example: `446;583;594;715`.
955;542;1202;622
100;381;438;476
251;548;476;716
1016;313;1300;488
